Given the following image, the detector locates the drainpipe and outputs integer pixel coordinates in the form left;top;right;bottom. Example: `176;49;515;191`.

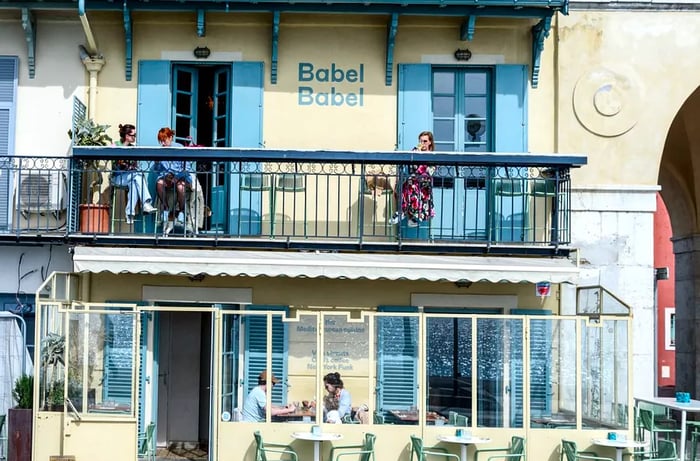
80;54;105;119
78;0;98;56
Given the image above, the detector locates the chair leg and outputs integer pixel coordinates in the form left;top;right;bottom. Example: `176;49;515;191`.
692;430;699;461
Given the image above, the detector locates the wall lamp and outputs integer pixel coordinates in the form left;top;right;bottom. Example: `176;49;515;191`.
454;48;472;61
454;280;473;289
193;46;211;59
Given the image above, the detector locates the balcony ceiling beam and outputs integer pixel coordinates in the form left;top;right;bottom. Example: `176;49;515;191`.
20;8;35;79
123;3;133;81
460;15;476;41
271;11;280;84
385;13;398;86
197;9;206;36
531;13;552;88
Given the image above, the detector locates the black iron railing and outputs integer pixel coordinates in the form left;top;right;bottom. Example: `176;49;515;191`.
0;148;585;254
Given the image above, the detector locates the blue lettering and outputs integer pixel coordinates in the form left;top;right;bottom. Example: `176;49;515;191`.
346;92;357;106
346;69;357;83
298;87;314;105
316;68;329;82
332;63;345;83
298;63;314;82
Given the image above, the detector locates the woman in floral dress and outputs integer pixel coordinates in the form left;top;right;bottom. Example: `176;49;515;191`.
400;131;435;225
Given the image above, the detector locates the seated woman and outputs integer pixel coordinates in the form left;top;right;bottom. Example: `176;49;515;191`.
153;127;194;230
323;372;352;423
112;124;156;224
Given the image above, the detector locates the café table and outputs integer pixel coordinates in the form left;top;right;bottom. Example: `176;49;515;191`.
634;395;700;461
590;437;648;461
437;434;491;461
390;409;448;425
272;409;316;423
292;430;342;461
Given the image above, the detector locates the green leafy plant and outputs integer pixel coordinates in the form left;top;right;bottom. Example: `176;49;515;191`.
67;118;112;146
41;333;65;410
12;374;34;409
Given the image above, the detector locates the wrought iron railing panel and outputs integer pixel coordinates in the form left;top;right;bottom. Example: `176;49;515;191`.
0;149;584;253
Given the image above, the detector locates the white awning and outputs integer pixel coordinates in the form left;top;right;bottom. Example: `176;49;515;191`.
72;246;578;284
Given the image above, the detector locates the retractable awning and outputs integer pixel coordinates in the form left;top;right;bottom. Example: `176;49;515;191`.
72;247;578;284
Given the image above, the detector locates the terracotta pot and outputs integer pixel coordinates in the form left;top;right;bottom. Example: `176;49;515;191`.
79;204;110;233
8;408;32;461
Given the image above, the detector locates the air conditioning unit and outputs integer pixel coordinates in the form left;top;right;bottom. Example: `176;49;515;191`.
18;170;66;213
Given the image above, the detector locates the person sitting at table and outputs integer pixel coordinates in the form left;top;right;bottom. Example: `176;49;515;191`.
323;372;352;423
241;371;295;422
153;127;194;229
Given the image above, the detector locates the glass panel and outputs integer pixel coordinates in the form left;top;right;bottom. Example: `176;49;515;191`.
220;312;240;421
465;72;487;94
321;313;370;425
433;96;455;117
176;70;192;89
434;120;455;144
217;95;228;116
38;303;62;411
433;72;455;94
531;318;577;428
375;314;419;425
286;314;320;423
175;117;190;138
426;316;470;427
217;71;227;90
176;93;191;116
476;317;507;428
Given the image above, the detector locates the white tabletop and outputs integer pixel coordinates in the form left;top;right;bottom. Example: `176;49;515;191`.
635;396;700;412
591;438;648;449
292;432;343;442
437;435;491;445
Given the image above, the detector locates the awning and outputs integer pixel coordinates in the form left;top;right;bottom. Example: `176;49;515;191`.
72;247;578;284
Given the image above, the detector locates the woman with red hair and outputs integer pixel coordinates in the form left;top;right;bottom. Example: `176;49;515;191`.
153;127;193;230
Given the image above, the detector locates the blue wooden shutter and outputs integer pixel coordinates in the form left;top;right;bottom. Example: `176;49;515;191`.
229;62;264;235
397;64;432;150
494;65;527;153
103;314;136;405
137;61;171;147
0;57;18;231
244;305;287;404
376;306;419;413
510;309;551;427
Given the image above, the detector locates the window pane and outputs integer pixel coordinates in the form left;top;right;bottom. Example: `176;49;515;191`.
433;72;455;94
321;313;369;425
433;96;455;118
434;120;455;144
220;312;240;421
375;315;419;425
286;314;320;423
465;72;487;94
476;317;508;427
465;97;487;119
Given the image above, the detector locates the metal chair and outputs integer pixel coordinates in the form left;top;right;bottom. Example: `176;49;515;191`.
455;415;468;427
475;436;525;461
373;411;384;424
254;430;298;461
137;422;156;461
638;408;681;452
330;432;376;461
410;434;460;461
561;439;611;461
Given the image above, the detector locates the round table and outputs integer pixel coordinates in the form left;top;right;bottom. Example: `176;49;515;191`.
292;431;343;461
590;438;648;461
437;434;491;461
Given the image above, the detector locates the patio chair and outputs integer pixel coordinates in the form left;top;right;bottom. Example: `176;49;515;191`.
455;415;468;427
638;408;681;452
137;422;156;461
254;430;298;461
330;432;376;461
373;411;384;424
448;411;459;425
474;436;525;461
410;435;460;461
561;439;612;461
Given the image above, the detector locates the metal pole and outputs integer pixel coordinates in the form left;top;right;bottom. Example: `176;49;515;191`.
0;311;27;375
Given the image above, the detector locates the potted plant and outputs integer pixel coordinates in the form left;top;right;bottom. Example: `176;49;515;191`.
40;333;65;411
8;374;33;461
67;118;113;232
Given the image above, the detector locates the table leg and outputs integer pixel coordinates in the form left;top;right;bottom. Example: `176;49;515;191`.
461;444;467;461
314;440;320;461
681;411;688;461
615;447;623;461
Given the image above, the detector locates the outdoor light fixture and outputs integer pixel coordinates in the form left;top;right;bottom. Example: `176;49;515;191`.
193;46;211;59
454;48;472;61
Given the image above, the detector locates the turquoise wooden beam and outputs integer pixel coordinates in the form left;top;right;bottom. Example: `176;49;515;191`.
197;9;206;37
271;11;280;84
530;14;551;88
21;8;36;79
123;4;133;81
460;15;476;40
385;13;398;86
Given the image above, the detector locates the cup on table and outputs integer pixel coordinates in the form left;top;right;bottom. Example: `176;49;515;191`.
303;416;311;423
311;425;321;435
607;432;617;441
456;429;464;437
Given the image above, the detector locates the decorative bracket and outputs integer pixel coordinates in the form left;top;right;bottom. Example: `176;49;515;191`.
386;13;398;86
460;15;476;41
531;15;552;89
271;11;280;84
197;9;206;37
123;3;133;81
21;8;36;79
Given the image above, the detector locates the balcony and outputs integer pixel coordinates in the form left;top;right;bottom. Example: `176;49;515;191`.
0;148;585;255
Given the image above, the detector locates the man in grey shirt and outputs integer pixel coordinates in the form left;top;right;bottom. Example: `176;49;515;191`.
241;371;296;422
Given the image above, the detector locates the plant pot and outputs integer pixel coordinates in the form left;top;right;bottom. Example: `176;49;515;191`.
8;408;32;461
79;204;110;233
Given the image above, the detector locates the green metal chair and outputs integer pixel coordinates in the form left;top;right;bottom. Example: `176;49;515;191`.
330;432;376;461
410;435;460;461
373;411;384;424
561;439;612;461
448;411;459;426
474;436;525;461
137;422;156;461
455;415;468;427
638;408;681;452
254;430;298;461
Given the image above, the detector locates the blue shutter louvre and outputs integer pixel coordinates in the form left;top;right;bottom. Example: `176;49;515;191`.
244;306;287;405
397;64;432;150
103;315;135;405
229;62;264;235
137;61;171;147
376;307;418;412
0;57;18;231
